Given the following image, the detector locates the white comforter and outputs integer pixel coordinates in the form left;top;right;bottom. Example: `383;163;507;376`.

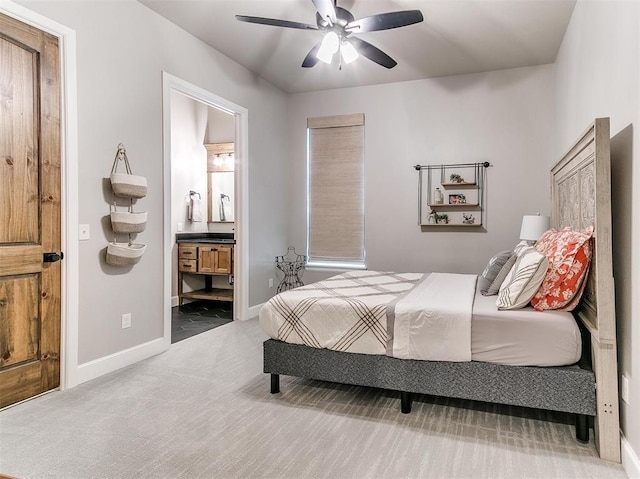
387;272;477;361
259;270;478;361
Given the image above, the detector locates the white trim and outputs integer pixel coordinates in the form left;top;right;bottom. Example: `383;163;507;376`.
76;338;165;384
306;261;367;270
247;302;264;320
161;73;250;351
623;434;640;478
171;296;179;308
0;1;80;389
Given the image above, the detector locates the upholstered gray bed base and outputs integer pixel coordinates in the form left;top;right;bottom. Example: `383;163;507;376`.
263;339;597;418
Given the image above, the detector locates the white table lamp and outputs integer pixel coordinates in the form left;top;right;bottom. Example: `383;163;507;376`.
520;214;550;244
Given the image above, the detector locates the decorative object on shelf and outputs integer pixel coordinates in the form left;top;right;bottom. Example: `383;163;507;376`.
433;187;443;204
519;213;550;245
436;213;449;224
414;161;491;227
106;143;147;266
462;213;475;225
449;194;466;205
275;246;306;293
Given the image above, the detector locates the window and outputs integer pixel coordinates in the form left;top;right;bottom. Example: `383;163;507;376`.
307;113;365;269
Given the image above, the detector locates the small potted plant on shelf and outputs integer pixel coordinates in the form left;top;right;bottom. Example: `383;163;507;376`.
436;213;449;224
449;173;463;183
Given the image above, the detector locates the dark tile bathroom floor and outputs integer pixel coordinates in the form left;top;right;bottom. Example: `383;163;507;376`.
171;300;233;343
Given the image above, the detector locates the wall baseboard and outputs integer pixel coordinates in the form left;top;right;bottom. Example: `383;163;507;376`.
171;296;179;308
76;337;167;385
246;303;264;320
623;434;640;478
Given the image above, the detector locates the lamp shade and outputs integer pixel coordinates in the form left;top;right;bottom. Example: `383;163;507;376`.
341;40;359;64
317;31;339;64
519;214;550;242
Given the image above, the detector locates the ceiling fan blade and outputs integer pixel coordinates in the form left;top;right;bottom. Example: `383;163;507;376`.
349;37;397;69
302;41;323;68
312;0;337;24
235;15;318;30
346;10;424;33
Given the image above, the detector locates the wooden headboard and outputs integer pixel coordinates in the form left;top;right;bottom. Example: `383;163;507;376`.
551;117;620;462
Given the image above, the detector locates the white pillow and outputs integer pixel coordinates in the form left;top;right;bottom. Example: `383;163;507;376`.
496;246;548;310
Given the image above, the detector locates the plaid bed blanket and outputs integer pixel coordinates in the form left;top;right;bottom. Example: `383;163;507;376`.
259;270;477;360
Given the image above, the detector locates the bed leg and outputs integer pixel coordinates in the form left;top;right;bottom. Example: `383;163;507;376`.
270;374;280;394
401;391;412;414
576;414;589;443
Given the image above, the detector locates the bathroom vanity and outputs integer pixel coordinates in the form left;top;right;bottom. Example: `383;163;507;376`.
176;233;234;305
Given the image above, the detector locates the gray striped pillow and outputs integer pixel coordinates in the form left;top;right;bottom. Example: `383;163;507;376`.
479;251;516;296
496;247;548;310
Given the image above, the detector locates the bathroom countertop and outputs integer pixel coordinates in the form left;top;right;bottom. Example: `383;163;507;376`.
175;232;235;244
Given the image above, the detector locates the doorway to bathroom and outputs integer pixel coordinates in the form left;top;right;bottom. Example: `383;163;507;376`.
162;73;249;346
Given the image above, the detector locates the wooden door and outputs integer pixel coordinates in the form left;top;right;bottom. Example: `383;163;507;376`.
0;13;62;409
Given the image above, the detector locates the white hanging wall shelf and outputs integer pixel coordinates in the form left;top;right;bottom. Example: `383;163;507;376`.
105;143;147;266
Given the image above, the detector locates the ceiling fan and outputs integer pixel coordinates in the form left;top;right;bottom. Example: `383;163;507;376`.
236;0;424;69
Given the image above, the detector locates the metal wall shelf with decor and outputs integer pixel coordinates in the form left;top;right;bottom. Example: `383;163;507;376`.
415;162;490;227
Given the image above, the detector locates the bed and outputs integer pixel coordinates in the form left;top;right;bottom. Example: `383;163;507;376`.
260;118;620;463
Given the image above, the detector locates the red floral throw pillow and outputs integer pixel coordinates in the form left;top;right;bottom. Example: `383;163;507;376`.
531;226;593;311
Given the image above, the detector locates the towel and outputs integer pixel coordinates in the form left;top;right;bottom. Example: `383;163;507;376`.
220;196;233;222
189;198;203;222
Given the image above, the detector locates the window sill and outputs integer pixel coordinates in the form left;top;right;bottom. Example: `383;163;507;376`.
306;261;367;273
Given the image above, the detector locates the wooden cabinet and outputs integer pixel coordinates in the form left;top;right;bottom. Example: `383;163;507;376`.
177;242;234;305
198;245;233;274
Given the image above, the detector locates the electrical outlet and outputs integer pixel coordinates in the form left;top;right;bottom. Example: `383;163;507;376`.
121;313;132;329
177;222;184;232
269;278;274;288
79;224;90;240
621;375;630;403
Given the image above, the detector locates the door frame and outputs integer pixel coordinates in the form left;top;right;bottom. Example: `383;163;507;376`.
161;72;249;346
0;2;80;389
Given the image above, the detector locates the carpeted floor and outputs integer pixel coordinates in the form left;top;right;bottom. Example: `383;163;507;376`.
0;319;628;479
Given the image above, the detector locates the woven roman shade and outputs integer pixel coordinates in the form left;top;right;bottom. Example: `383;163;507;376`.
307;114;365;264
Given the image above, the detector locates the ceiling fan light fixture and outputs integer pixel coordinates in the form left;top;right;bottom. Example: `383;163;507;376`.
341;40;359;64
316;31;339;64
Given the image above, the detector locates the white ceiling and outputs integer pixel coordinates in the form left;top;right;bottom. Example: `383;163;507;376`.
140;0;576;94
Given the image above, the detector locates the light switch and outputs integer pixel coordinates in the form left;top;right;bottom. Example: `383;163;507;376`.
79;224;90;240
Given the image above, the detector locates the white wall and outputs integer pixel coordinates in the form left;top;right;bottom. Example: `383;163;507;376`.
13;0;289;365
171;91;209;236
287;65;554;284
554;0;640;470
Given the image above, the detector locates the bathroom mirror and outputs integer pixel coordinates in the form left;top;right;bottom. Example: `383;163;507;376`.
205;142;235;223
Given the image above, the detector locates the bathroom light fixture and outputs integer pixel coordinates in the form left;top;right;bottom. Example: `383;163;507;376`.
213;154;224;166
519;214;550;244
